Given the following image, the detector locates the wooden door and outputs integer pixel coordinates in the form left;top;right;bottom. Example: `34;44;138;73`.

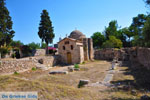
67;52;72;64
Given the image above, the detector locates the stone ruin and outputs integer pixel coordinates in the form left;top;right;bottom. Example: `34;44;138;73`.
94;47;150;70
0;55;61;75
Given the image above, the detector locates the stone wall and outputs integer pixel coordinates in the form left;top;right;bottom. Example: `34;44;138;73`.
58;38;84;64
94;48;130;61
94;48;150;70
0;55;60;75
130;47;150;70
32;49;46;56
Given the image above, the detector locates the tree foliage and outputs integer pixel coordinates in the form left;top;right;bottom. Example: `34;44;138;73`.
91;32;106;48
145;0;150;6
10;40;24;48
102;36;122;48
0;0;15;47
130;14;147;36
38;10;55;46
143;17;150;47
28;42;40;50
41;42;47;49
104;20;118;40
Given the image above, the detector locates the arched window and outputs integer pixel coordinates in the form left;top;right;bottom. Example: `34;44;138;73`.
71;45;73;50
63;46;65;50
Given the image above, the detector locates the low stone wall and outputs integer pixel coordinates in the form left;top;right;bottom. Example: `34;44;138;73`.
0;55;60;75
0;58;34;74
32;49;46;56
31;56;61;67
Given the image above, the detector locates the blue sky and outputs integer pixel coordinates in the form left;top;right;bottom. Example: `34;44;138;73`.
6;0;148;44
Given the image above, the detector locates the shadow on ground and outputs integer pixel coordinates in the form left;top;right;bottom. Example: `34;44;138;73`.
112;61;150;91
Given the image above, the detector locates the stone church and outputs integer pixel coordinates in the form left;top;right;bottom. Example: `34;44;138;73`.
58;30;94;64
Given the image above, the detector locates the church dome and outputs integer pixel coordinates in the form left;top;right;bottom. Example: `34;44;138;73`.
69;30;86;40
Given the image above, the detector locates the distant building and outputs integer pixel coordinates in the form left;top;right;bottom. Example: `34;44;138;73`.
58;30;94;64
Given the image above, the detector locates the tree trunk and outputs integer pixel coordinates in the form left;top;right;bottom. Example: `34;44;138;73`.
46;43;49;55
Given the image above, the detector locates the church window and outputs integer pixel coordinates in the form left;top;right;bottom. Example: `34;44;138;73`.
65;41;69;44
71;45;73;50
63;46;65;50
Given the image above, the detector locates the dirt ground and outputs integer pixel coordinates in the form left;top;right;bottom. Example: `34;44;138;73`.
0;60;149;100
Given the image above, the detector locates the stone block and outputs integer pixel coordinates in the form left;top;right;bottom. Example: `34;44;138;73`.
78;79;89;88
49;71;68;74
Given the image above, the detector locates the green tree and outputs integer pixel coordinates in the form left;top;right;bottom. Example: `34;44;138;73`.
128;14;148;47
104;20;118;40
0;0;15;47
117;29;128;47
120;27;135;47
91;32;106;48
131;35;144;47
28;42;40;50
102;36;122;48
143;17;150;47
38;10;55;54
10;40;24;48
41;42;47;49
145;0;150;5
130;14;147;36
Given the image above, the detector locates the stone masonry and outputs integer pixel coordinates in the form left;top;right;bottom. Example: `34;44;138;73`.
0;55;60;75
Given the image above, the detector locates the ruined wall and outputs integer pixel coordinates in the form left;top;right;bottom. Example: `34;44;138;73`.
94;48;130;61
32;49;46;56
94;48;150;70
137;48;150;68
130;47;150;70
0;55;60;75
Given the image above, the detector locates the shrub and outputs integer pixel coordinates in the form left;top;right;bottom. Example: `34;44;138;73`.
0;48;9;58
74;64;79;69
14;71;19;75
32;67;36;71
102;36;123;48
82;61;85;64
11;53;16;58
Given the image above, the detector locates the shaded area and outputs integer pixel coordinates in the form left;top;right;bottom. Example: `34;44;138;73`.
112;61;150;90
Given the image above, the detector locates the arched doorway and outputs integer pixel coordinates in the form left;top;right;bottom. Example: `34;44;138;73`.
67;52;72;64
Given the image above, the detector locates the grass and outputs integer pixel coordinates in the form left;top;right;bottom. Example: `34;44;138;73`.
14;71;19;75
1;60;148;100
0;75;99;100
0;61;111;100
110;66;150;100
32;67;37;71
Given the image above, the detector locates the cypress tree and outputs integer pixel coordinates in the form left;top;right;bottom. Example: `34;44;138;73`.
38;10;55;54
0;0;15;47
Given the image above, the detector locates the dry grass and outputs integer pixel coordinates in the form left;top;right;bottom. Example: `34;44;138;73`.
110;66;150;100
1;60;149;100
0;61;111;100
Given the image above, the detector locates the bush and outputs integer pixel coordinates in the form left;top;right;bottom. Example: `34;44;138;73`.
11;53;16;58
82;61;85;64
0;47;9;58
74;64;80;69
14;71;19;75
32;67;36;71
102;36;122;48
